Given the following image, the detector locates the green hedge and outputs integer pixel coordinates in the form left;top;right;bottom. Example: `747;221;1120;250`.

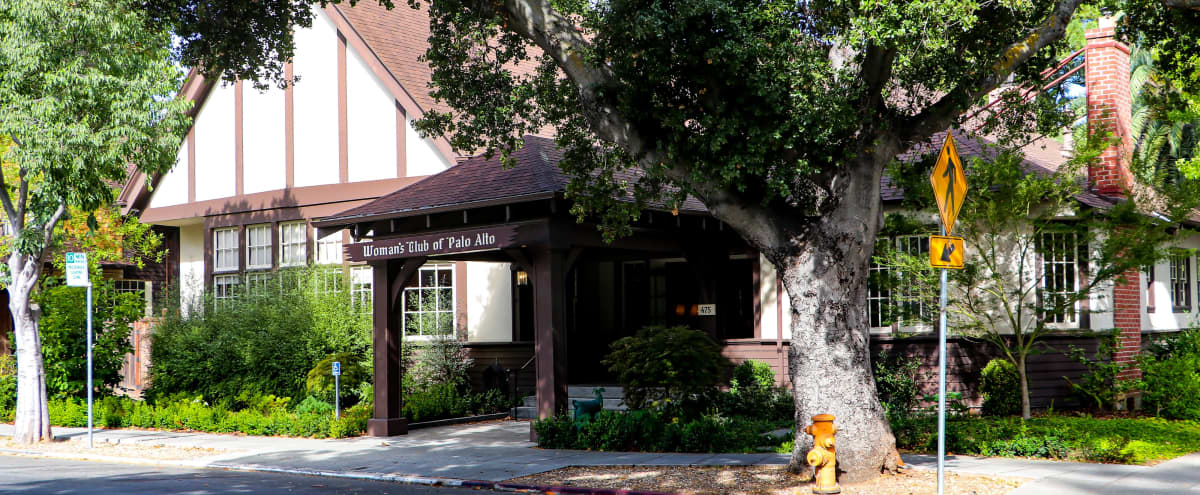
892;414;1200;464
534;410;783;453
3;396;370;439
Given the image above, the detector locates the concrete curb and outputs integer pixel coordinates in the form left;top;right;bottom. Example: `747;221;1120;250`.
0;448;685;495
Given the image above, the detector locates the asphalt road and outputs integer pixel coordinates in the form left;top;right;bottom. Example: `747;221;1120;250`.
0;455;497;494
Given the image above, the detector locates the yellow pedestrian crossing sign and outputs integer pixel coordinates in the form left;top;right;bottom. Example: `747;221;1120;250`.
930;133;968;235
929;236;964;269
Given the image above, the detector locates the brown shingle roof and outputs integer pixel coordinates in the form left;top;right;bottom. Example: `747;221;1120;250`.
319;136;705;224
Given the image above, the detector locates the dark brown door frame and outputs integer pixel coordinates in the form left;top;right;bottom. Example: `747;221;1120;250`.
367;256;426;437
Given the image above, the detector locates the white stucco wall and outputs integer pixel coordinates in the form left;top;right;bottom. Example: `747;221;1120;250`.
149;138;190;208
406;117;451;176
242;83;287;194
1145;232;1200;331
466;262;513;342
347;48;398;183
758;254;792;340
292;9;340;188
178;223;206;316
193;82;237;201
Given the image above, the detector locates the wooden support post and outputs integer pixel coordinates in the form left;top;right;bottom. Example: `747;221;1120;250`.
532;247;568;420
368;257;425;437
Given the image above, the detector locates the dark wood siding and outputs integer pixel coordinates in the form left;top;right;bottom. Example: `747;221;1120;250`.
722;335;1114;410
464;342;535;395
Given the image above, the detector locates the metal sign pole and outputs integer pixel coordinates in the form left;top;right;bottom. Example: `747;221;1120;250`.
937;226;948;495
86;282;94;449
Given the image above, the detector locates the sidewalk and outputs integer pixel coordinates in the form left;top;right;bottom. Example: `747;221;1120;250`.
4;420;1199;493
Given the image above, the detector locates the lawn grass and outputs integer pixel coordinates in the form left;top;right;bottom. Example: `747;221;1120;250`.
892;413;1200;464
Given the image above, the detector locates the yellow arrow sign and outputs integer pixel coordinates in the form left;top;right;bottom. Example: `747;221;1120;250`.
929;235;965;269
930;133;968;235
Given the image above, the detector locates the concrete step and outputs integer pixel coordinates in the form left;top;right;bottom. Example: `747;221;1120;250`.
522;395;537;408
567;386;623;399
512;406;538;419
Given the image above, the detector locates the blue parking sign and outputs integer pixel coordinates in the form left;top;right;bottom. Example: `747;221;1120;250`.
332;361;341;376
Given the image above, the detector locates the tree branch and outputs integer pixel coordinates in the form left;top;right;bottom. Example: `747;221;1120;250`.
0;167;19;231
1162;0;1200;10
899;0;1083;144
471;0;795;250
40;202;66;261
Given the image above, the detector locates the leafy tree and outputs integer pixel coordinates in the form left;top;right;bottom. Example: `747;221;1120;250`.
0;0;189;443
149;0;1200;479
884;138;1183;419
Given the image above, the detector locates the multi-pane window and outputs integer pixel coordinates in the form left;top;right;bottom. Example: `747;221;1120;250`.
213;228;239;273
245;272;272;297
246;224;272;270
1040;231;1080;324
867;239;893;328
314;266;345;295
315;232;343;265
279;221;307;267
866;236;931;329
1170;251;1192;312
402;264;455;337
895;235;931;323
114;280;152;317
350;266;372;313
214;274;239;301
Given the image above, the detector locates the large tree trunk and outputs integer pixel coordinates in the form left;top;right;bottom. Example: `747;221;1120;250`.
777;159;901;483
10;253;51;443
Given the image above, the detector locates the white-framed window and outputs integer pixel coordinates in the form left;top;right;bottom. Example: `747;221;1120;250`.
114;279;153;317
214;274;240;301
313;265;344;295
867;239;892;328
402;264;455;337
279;221;307;267
245;271;272;297
316;231;343;265
213;227;239;273
350;266;372;313
1040;231;1081;324
1170;251;1192;313
867;235;931;330
246;224;272;270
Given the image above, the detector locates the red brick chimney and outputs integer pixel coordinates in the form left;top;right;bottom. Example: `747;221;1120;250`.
1085;19;1141;387
1085;18;1133;196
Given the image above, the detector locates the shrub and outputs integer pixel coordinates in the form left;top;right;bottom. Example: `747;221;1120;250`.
534;410;775;453
296;396;335;416
603;325;730;413
873;350;923;417
980;359;1021;417
38;277;143;399
306;352;370;407
1140;353;1200;420
1064;329;1138;411
404;382;471;422
409;337;473;389
147;266;371;405
0;354;15;422
731;360;775;393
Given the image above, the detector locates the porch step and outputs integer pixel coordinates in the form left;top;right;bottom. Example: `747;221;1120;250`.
512;406;538;419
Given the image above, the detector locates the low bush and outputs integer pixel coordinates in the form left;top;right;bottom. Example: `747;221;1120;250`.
717;360;793;423
1140;329;1200;420
980;359;1021;417
533;410;776;453
603;325;730;414
873;351;923;417
892;414;1200;464
38;276;144;399
403;383;515;423
0;354;15;422
1;395;370;438
1064;330;1138;411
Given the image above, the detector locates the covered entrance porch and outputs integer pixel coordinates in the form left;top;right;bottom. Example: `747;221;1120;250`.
314;137;755;436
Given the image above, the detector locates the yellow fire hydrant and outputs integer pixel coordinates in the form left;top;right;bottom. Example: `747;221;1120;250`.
804;414;840;494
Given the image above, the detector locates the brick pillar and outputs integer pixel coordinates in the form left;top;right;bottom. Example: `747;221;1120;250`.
1111;269;1142;381
1084;19;1133;196
1085;19;1141;383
